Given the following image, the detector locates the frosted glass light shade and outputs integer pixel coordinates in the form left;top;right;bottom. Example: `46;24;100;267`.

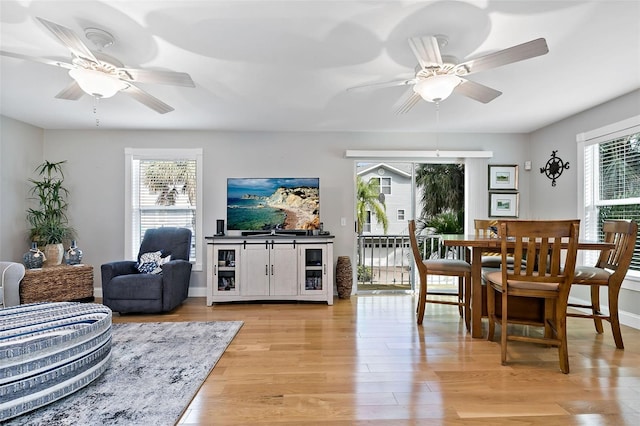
413;75;462;102
69;68;128;98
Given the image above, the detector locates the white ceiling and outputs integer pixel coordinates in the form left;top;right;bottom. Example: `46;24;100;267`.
1;0;639;133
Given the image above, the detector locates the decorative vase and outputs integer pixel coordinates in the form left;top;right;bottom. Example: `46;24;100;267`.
336;256;353;299
65;240;83;265
43;243;65;267
23;242;46;269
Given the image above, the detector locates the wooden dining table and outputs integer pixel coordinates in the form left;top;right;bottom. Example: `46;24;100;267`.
440;234;614;338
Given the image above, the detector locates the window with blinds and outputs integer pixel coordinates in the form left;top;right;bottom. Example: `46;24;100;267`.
583;132;640;272
125;148;203;269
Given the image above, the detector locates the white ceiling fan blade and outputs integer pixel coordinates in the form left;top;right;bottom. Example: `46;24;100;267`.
393;88;422;114
117;68;195;87
122;84;174;114
55;81;85;100
458;38;549;75
0;50;74;69
454;79;502;103
347;77;415;92
408;36;443;69
36;17;99;64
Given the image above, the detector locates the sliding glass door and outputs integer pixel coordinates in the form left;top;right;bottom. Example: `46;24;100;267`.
355;161;465;293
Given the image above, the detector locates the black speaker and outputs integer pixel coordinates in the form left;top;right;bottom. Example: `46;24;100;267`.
216;219;225;236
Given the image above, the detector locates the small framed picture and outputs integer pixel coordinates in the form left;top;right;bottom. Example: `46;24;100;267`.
488;165;518;190
489;192;519;217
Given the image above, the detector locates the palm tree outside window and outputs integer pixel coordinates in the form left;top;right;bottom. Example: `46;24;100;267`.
356;176;388;235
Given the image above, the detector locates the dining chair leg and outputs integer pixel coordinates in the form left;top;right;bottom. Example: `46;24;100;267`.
486;283;496;341
457;276;464;318
557;304;570;374
558;333;569;373
500;289;508;365
608;285;624;349
590;285;605;334
464;272;471;332
416;272;427;325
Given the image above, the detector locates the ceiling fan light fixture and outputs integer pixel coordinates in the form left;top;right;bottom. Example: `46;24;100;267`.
413;74;461;103
69;68;128;98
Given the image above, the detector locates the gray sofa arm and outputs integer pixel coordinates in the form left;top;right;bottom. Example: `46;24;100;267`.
101;260;139;286
1;262;26;307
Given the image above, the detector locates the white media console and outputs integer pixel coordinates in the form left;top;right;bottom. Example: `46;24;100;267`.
205;235;334;306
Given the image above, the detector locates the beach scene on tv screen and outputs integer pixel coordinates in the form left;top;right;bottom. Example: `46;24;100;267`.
227;178;320;230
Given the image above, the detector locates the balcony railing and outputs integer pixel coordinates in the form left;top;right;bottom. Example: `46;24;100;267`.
356;233;465;291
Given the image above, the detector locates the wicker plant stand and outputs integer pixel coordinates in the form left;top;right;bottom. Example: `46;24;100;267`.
20;264;94;304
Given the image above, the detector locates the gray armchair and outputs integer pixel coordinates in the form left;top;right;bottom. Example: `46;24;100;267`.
101;227;192;313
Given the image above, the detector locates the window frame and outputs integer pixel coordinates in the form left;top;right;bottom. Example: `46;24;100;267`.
577;115;640;288
369;176;392;195
364;211;372;233
125;148;203;271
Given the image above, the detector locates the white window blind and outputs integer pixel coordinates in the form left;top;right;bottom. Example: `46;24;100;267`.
125;148;203;270
581;123;640;273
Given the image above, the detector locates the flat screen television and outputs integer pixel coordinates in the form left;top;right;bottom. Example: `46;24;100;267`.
227;178;320;234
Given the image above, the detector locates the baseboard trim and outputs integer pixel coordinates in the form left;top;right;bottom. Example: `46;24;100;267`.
188;287;207;298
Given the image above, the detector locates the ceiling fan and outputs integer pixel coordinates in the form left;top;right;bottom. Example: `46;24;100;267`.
0;17;195;114
348;35;548;114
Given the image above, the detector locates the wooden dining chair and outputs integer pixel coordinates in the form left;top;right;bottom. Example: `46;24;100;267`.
474;219;500;268
408;220;471;329
474;219;499;238
486;219;580;374
567;219;637;349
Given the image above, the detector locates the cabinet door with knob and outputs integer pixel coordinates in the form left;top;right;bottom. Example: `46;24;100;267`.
298;245;327;295
241;243;269;296
241;241;297;296
207;243;241;305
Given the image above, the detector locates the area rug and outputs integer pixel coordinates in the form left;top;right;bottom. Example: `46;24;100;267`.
4;320;243;426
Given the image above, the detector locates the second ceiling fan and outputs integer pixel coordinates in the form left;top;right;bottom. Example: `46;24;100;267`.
349;35;549;114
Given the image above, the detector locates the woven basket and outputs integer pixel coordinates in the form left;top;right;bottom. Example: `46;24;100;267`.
336;256;353;299
20;264;94;303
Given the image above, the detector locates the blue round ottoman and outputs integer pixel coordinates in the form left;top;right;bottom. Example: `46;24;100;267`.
0;302;112;421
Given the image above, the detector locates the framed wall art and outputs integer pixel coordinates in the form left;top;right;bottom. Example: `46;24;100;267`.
489;192;519;218
488;165;518;190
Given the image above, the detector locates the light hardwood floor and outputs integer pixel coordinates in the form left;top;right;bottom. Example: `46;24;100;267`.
110;295;640;425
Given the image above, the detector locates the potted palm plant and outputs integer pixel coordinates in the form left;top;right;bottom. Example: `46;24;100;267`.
26;160;75;266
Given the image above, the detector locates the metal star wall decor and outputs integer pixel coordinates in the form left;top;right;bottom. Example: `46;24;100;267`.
540;150;569;186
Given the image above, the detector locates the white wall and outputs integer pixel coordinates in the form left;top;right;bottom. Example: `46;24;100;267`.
0;116;43;260
530;90;640;220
